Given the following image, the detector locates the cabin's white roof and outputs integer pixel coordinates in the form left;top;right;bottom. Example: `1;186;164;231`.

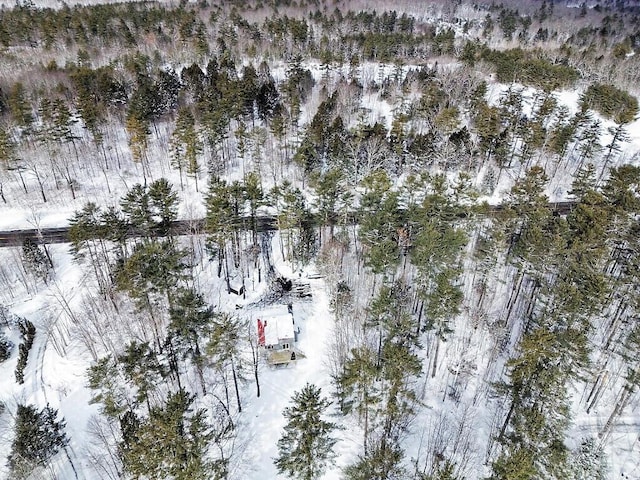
263;313;295;346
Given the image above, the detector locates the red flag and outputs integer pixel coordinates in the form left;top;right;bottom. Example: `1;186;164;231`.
257;319;265;346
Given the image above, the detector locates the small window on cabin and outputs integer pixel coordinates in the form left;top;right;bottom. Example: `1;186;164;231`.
282;343;289;349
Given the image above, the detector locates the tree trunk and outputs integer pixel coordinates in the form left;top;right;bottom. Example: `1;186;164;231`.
363;391;369;455
253;359;261;398
232;357;242;413
415;299;424;336
504;270;525;327
599;383;634;440
586;369;609;414
33;166;47;202
17;169;28;193
431;335;440;378
499;397;516;440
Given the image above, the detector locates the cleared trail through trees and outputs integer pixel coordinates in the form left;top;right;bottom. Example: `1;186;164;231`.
0;217;280;246
0;201;576;247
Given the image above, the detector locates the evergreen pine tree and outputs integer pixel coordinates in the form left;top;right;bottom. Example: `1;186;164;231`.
115;239;186;310
547;106;575;158
206;312;244;411
569;438;607;480
0;126;17;171
118;341;165;412
21;238;52;283
343;438;406;480
148;178;179;235
314;169;348;231
576;119;602;166
168;287;214;380
8;404;69;475
122;389;213;480
419;459;462;480
257;76;282;122
50;98;79;145
171;106;202;191
125;113;150;165
87;355;130;418
358;170;402;277
602;165;640;214
568;163;597;201
7;82;34;132
204;177;235;283
274;383;338;480
271;181;313;265
120;183;154;237
603;124;630;165
14;319;35;385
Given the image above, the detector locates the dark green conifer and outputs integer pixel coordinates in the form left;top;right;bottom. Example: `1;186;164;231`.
8;404;69;475
275;383;338;480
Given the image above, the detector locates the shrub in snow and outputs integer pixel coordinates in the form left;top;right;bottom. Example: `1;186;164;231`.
0;330;13;362
14;319;36;384
570;437;607;480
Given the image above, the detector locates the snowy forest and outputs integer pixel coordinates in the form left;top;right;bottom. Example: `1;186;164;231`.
0;0;640;479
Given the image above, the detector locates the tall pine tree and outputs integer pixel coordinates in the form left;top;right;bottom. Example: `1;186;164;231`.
275;383;339;480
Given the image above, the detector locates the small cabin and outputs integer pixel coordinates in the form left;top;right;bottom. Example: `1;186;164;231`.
256;305;303;365
258;315;295;351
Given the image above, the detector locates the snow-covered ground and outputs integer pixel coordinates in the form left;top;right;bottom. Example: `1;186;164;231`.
1;56;640;479
231;255;360;480
483;81;640;204
2;230;639;479
0;222;367;479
